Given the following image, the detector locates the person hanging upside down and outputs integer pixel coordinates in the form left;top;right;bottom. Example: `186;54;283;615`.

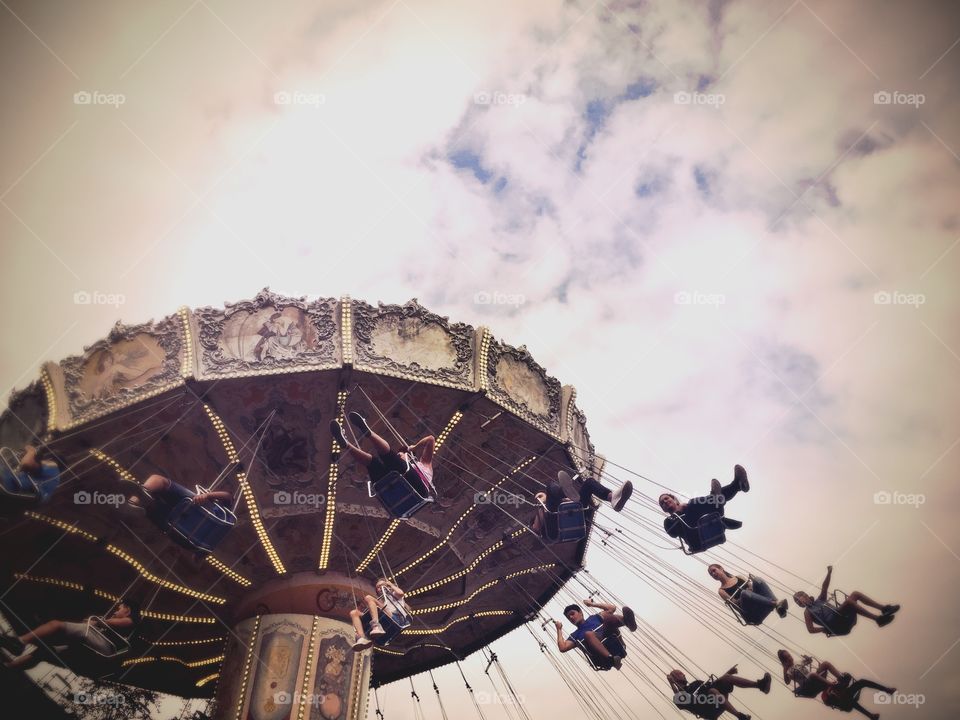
554;599;637;670
659;465;750;552
128;474;233;531
777;650;844;698
348;578;410;651
331;412;435;497
708;564;788;624
1;600;140;669
531;470;633;537
793;566;900;637
667;666;771;720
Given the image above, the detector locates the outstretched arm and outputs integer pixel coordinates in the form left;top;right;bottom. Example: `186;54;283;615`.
817;566;833;602
554;621;576;652
19;445;41;474
194;490;233;504
585;599;616;613
410;435;435;464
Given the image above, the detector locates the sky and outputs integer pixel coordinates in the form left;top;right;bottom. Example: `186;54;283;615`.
1;0;959;718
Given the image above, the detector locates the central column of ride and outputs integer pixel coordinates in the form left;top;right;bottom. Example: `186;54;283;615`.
212;572;374;720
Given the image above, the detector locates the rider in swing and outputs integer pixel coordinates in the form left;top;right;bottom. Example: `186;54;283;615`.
554;599;637;670
331;412;436;498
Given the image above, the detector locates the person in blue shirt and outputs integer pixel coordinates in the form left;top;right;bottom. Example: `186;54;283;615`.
553;599;637;670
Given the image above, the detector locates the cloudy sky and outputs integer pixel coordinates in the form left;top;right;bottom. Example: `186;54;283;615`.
1;0;959;718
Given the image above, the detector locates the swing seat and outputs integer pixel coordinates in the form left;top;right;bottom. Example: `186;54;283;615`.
579;629;627;671
360;589;411;646
0;448;58;506
680;512;726;555
818;590;851;638
725;599;774;627
540;499;586;544
166;486;237;554
369;470;434;519
83;617;131;658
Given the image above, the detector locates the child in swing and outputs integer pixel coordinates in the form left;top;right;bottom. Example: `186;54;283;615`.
127;474;233;530
331;412;436;497
349;578;410;651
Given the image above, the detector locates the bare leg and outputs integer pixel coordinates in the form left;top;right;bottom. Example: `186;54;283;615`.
143;474;171;492
582;631;611;658
365;595;381;625
348;609;365;637
19;620;66;645
718;674;762;689
343;443;374;467
817;660;841;681
365;429;392;456
599;611;625;628
843;599;882;621
848;591;885;610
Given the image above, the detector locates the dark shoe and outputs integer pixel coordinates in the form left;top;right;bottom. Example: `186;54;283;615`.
881;604;900;615
0;635;24;655
610;481;633;512
621;606;638;632
758;672;771;694
329;420;348;447
877;613;895;627
776;599;789;618
710;478;722;496
735;464;749;492
723;518;743;530
347;412;371;438
610;655;622;670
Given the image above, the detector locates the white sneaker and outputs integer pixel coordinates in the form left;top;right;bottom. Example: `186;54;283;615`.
610;481;633;511
352;634;372;652
369;622;386;637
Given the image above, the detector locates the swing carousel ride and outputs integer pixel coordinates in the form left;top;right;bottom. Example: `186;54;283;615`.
0;290;605;719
